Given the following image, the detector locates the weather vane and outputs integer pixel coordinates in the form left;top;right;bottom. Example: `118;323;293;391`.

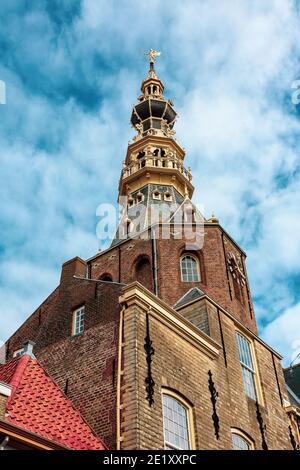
145;49;161;65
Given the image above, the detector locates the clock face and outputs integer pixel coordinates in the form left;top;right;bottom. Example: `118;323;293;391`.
226;251;246;286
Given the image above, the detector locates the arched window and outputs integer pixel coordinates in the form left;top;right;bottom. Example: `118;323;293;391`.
135;256;152;291
162;392;193;450
99;273;113;282
137;150;145;160
180;255;200;282
231;430;254;450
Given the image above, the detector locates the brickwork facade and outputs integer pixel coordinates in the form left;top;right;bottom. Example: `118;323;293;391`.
4;59;299;451
89;223;257;334
120;284;292;450
6;258;123;449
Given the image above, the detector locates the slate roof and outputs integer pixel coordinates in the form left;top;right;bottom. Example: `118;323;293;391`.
111;183;185;246
284;363;300;406
0;355;106;450
173;287;206;309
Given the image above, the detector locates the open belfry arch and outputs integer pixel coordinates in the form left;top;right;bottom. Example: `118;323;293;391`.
2;52;299;451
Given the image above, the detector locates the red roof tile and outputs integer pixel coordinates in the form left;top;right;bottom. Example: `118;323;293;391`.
0;356;106;450
0;356;20;384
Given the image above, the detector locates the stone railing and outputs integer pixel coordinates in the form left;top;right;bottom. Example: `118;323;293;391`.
121;156;192;182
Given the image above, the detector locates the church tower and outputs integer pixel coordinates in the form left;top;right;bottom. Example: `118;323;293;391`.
4;53;298;451
113;50;194;245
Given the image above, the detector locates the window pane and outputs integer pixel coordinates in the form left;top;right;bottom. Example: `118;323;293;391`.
236;333;254;370
232;433;250;450
181;256;200;282
162;395;190;450
241;367;256;400
74;307;85;335
236;332;257;400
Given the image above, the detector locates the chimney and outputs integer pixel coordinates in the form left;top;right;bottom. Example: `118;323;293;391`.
23;340;36;359
60;256;87;287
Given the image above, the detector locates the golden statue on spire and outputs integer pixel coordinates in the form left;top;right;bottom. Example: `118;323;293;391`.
145;49;161;65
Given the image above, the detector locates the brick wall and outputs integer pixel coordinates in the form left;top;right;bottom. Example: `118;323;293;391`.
89;223;257;334
6;258;123;449
120;293;292;450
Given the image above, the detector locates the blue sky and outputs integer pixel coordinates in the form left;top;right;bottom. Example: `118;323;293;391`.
0;0;300;365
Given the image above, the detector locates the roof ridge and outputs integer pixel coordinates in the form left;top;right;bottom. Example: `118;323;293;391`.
6;355;30;405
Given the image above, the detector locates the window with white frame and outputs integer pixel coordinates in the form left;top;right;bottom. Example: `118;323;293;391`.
180;255;200;282
72;306;85;336
236;332;257;400
231;431;253;450
162;393;191;450
13;348;24;358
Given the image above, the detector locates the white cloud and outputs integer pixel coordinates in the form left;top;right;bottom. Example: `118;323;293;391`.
0;0;300;363
262;302;300;365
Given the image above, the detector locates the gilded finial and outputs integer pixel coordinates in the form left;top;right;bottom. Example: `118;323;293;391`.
145;49;161;65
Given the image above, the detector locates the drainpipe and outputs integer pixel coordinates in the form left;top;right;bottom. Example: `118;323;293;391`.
151;226;158;296
116;305;125;450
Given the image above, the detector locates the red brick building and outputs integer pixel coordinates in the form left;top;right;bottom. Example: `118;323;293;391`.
3;52;300;450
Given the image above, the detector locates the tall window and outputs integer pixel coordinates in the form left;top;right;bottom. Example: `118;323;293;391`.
231;430;253;450
181;255;200;282
162;393;191;450
236;332;257;400
72;306;85;336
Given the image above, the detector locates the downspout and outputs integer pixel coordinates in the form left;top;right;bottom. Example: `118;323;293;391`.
116;305;125;450
151;226;158;296
118;244;121;284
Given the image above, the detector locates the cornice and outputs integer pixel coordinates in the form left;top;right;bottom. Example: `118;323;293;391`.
120;281;221;360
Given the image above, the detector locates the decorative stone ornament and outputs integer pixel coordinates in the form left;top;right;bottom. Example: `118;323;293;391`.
208;370;220;440
226;251;246;286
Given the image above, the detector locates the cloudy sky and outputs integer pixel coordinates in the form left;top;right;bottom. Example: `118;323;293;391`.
0;0;300;366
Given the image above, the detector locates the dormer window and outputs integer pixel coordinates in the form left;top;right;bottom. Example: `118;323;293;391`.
136;192;144;204
164;191;172;202
128;196;134;207
152;190;161;200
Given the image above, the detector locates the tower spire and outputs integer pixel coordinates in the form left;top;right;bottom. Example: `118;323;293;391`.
111;53;194;245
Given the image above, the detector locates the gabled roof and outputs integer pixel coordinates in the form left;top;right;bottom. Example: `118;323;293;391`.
284;363;300;405
0;355;106;450
173;287;206;309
